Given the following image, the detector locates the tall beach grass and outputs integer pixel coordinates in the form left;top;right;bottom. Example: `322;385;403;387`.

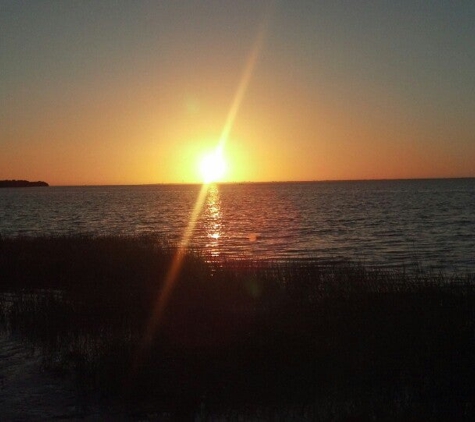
1;234;474;420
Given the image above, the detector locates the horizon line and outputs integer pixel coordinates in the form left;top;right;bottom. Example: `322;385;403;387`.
46;176;475;187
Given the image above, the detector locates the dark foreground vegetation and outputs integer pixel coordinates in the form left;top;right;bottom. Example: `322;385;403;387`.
1;234;475;420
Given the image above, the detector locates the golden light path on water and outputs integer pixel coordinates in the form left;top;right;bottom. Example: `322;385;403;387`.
132;7;273;369
204;185;223;257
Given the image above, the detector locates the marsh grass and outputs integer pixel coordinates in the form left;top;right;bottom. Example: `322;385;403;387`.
1;234;475;419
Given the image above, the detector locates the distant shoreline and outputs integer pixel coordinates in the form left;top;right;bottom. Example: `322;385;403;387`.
0;180;49;188
47;176;475;188
54;176;475;188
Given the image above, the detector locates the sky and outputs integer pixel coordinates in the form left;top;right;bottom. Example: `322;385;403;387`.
1;0;474;185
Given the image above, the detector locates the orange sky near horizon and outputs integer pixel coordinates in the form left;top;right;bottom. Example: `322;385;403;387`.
1;2;474;186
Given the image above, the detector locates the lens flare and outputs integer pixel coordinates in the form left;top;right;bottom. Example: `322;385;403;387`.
131;2;275;378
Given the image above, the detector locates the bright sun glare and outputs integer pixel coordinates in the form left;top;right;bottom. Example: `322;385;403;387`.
199;147;227;183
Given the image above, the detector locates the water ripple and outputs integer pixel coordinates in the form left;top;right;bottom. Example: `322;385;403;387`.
0;179;474;273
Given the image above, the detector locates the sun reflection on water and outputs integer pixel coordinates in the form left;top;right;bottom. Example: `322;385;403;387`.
204;184;222;257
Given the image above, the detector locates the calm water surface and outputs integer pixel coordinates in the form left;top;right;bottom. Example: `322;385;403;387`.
1;179;474;272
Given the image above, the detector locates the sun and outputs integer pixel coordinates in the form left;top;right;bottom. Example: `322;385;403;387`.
199;147;227;183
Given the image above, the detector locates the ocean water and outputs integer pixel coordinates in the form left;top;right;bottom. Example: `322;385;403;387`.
1;179;474;273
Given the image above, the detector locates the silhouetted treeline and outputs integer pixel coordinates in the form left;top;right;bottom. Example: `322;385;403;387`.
0;180;49;188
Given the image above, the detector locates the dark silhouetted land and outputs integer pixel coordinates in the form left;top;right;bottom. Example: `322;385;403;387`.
0;180;49;188
1;234;474;420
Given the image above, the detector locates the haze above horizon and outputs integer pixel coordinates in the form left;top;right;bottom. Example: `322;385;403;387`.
1;1;474;185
